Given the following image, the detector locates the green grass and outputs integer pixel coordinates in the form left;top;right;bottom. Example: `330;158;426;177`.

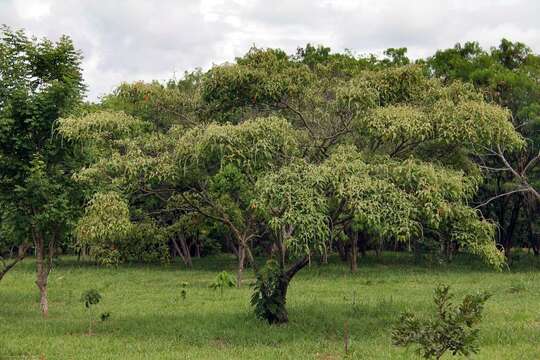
1;253;540;359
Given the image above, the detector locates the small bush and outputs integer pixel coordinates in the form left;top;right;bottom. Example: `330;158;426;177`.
100;312;111;321
250;259;288;324
392;284;491;359
180;282;188;300
210;271;236;295
80;289;103;334
81;289;102;308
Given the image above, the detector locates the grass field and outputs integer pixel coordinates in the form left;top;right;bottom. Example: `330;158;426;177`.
1;253;539;359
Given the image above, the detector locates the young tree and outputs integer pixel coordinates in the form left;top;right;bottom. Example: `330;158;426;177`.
0;27;84;315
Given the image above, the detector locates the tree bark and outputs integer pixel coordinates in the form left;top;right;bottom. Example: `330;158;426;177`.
172;236;192;268
358;232;367;257
350;231;358;273
273;256;310;324
34;230;49;317
503;196;522;261
237;242;246;288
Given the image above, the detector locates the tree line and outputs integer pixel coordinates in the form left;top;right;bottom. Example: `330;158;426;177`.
0;27;538;323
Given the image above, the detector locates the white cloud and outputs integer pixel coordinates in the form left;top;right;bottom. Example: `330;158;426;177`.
1;0;538;101
14;0;51;20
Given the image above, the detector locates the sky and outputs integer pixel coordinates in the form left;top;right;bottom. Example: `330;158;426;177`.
1;0;538;101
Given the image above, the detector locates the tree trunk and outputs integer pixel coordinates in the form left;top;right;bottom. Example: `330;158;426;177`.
34;230;49;317
350;231;358;273
255;256;310;325
336;240;348;262
237;242;246;288
358;232;367;257
172;236;192;268
503;197;522;262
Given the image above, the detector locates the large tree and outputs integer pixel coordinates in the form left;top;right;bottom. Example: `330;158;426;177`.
0;27;84;316
427;39;540;257
60;48;522;324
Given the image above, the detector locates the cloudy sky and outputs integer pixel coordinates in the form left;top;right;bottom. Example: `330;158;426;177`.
1;0;538;100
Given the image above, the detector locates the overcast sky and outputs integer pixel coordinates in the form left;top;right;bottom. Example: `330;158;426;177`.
1;0;538;101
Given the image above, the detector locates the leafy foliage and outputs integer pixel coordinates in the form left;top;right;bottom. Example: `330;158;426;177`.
392;284;491;359
81;289;102;309
250;259;289;324
210;271;236;295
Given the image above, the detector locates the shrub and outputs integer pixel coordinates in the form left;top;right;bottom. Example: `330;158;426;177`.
250;259;288;324
210;271;236;296
392;284;491;359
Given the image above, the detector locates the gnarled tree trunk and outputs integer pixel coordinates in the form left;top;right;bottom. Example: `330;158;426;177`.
254;256;310;324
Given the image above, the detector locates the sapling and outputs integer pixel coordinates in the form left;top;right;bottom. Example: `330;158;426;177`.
100;312;111;321
392;284;491;359
180;282;188;300
81;289;102;335
210;271;236;296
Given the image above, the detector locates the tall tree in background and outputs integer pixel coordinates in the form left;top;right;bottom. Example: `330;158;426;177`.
428;40;540;257
0;27;84;315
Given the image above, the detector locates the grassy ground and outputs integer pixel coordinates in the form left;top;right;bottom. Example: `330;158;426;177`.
1;252;539;359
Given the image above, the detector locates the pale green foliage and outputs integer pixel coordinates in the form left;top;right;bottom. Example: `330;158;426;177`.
58;111;149;145
355;69;525;158
75;192;132;265
254;144;504;267
210;271;236;295
364;105;431;144
166;116;299;182
59;55;522;271
254;161;329;256
432;100;523;150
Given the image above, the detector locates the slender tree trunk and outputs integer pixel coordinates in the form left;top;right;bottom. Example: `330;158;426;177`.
503;197;522;261
320;247;328;264
225;234;239;257
237;242;246;288
172;236;192;268
350;231;358;273
194;234;201;258
34;230;49;317
336;240;348;262
179;235;192;267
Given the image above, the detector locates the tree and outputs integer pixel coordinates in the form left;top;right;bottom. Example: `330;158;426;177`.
428;39;540;258
59;113;299;286
0;27;84;316
60;47;522;325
